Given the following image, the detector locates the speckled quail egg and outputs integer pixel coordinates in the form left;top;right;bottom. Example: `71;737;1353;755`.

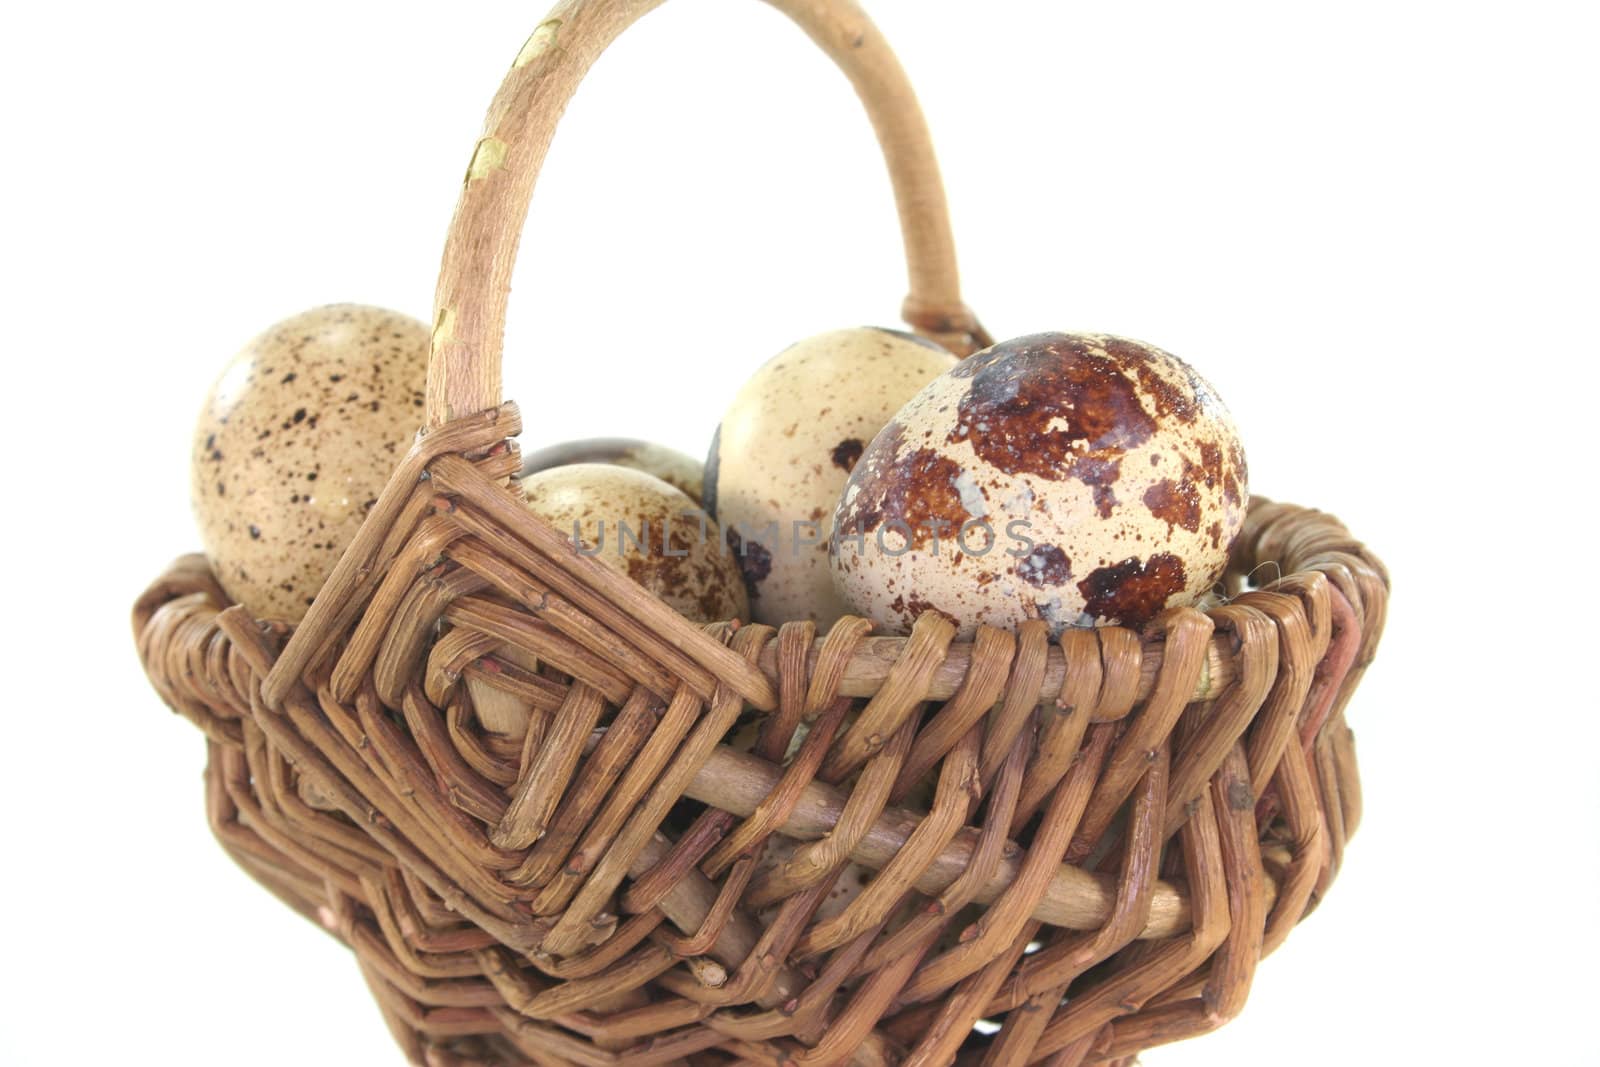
830;332;1248;638
756;835;871;925
705;327;955;628
521;464;748;623
191;304;428;622
521;437;704;502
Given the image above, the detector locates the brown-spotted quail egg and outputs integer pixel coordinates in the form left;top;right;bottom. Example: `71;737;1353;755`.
706;328;955;628
521;464;748;623
521;437;704;501
191;304;428;622
756;836;871;925
830;332;1248;638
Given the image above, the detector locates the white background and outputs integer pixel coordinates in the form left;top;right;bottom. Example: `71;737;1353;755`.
3;1;1597;1064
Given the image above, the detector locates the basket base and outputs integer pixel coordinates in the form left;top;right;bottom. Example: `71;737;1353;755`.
132;484;1388;1067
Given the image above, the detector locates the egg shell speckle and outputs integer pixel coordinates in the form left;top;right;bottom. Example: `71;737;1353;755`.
521;436;704;501
192;304;428;622
830;332;1248;638
707;327;956;628
521;464;748;624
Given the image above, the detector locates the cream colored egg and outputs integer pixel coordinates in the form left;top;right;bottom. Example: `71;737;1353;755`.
521;437;703;501
830;332;1248;638
706;328;956;628
192;304;428;622
521;464;748;623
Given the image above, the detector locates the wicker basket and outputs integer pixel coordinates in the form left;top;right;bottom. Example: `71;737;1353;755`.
132;1;1389;1064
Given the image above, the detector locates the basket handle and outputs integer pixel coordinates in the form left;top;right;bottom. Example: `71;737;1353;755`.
426;0;986;428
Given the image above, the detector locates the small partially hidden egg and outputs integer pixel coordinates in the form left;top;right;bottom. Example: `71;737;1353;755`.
521;464;748;623
830;332;1248;638
706;327;956;628
192;304;428;622
756;835;871;925
520;437;704;502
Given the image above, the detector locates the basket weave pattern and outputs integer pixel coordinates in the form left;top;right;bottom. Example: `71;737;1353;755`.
134;400;1386;1064
133;1;1389;1062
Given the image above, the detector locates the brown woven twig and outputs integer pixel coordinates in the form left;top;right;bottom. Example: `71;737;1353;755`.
133;1;1389;1063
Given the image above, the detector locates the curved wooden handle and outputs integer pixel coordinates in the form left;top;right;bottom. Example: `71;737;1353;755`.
427;0;983;427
